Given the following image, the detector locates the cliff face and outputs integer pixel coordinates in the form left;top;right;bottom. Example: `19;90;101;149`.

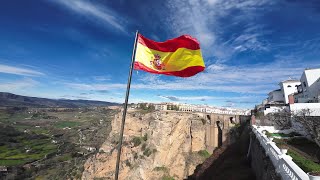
82;111;207;180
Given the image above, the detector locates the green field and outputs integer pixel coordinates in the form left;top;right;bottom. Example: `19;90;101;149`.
0;137;56;166
0;107;117;179
54;121;81;128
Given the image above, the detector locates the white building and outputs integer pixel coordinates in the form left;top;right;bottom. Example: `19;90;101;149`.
267;89;284;103
179;104;206;112
154;104;167;111
279;80;301;104
295;68;320;103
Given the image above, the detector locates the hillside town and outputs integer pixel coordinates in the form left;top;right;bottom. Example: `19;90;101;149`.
251;67;320;179
256;68;320;116
130;102;251;115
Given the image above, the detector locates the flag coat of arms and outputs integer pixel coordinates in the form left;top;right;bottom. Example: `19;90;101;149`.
134;34;205;77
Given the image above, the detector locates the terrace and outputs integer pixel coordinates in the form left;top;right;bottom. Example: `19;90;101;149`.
252;125;320;179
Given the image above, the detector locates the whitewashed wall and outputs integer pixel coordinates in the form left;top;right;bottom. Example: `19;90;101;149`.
290;103;320;116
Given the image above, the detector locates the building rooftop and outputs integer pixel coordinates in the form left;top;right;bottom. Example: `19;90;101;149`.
280;79;300;84
305;67;320;71
279;79;300;86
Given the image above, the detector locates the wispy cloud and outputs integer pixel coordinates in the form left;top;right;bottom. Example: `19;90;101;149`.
63;58;317;96
52;0;127;33
60;95;91;100
0;78;38;91
165;0;274;60
93;76;111;81
64;82;126;91
158;95;214;102
0;64;44;76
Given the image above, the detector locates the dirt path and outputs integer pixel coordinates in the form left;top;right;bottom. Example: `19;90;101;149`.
188;124;256;180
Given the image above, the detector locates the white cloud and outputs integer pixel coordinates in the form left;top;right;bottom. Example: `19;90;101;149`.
63;59;313;95
93;76;111;81
166;0;274;60
0;78;38;91
158;95;215;101
64;82;126;91
0;64;44;76
52;0;127;33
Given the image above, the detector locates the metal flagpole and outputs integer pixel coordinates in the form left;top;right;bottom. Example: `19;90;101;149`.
115;30;139;180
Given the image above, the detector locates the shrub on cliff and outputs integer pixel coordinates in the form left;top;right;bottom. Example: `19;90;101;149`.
143;147;152;157
198;150;210;159
142;133;148;141
132;137;142;147
141;143;147;151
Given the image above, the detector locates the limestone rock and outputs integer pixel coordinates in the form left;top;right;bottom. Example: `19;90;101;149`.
82;111;208;180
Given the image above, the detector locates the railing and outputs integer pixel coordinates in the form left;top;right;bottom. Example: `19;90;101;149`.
251;125;310;180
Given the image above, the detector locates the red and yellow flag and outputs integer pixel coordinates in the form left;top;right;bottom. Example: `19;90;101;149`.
133;34;205;77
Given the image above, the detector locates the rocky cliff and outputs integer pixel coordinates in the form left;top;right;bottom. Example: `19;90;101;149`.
82;110;208;180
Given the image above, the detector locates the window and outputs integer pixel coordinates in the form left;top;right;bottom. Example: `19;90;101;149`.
287;85;292;87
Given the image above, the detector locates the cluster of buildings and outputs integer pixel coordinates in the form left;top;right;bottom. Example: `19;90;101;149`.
257;68;320;116
132;102;250;115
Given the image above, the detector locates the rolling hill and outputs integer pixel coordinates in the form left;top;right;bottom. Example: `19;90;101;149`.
0;92;120;108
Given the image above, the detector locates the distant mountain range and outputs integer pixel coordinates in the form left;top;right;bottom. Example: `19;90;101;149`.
0;92;120;108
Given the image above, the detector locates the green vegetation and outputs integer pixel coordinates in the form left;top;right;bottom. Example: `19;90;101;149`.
274;137;320;173
0;138;56;166
254;112;264;118
0;159;28;166
287;137;314;145
265;131;300;138
288;150;320;172
265;131;272;137
142;133;148;141
132;137;142;147
0;107;118;179
234;123;240;128
125;159;131;167
162;175;175;180
168;105;179;111
271;133;290;137
139;103;155;112
154;166;174;180
154;166;168;172
54;121;81;128
57;154;72;162
198;150;211;159
273;138;286;147
153;149;157;153
141;143;147;151
143;147;152;157
133;152;138;159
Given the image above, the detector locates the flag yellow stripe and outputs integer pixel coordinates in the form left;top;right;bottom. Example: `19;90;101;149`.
135;43;204;72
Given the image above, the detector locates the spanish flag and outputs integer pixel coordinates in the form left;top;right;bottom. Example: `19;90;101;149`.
134;34;205;77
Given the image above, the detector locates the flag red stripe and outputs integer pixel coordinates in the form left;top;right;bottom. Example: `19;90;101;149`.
138;34;200;52
134;62;204;77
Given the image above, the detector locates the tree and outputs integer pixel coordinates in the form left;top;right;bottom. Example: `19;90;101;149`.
292;109;320;148
267;109;292;130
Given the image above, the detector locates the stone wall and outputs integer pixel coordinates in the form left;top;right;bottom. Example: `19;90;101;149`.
248;133;281;180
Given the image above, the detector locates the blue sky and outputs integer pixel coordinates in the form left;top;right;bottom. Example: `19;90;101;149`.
1;0;320;109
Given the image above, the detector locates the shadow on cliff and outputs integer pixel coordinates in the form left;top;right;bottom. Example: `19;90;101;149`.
187;122;256;180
